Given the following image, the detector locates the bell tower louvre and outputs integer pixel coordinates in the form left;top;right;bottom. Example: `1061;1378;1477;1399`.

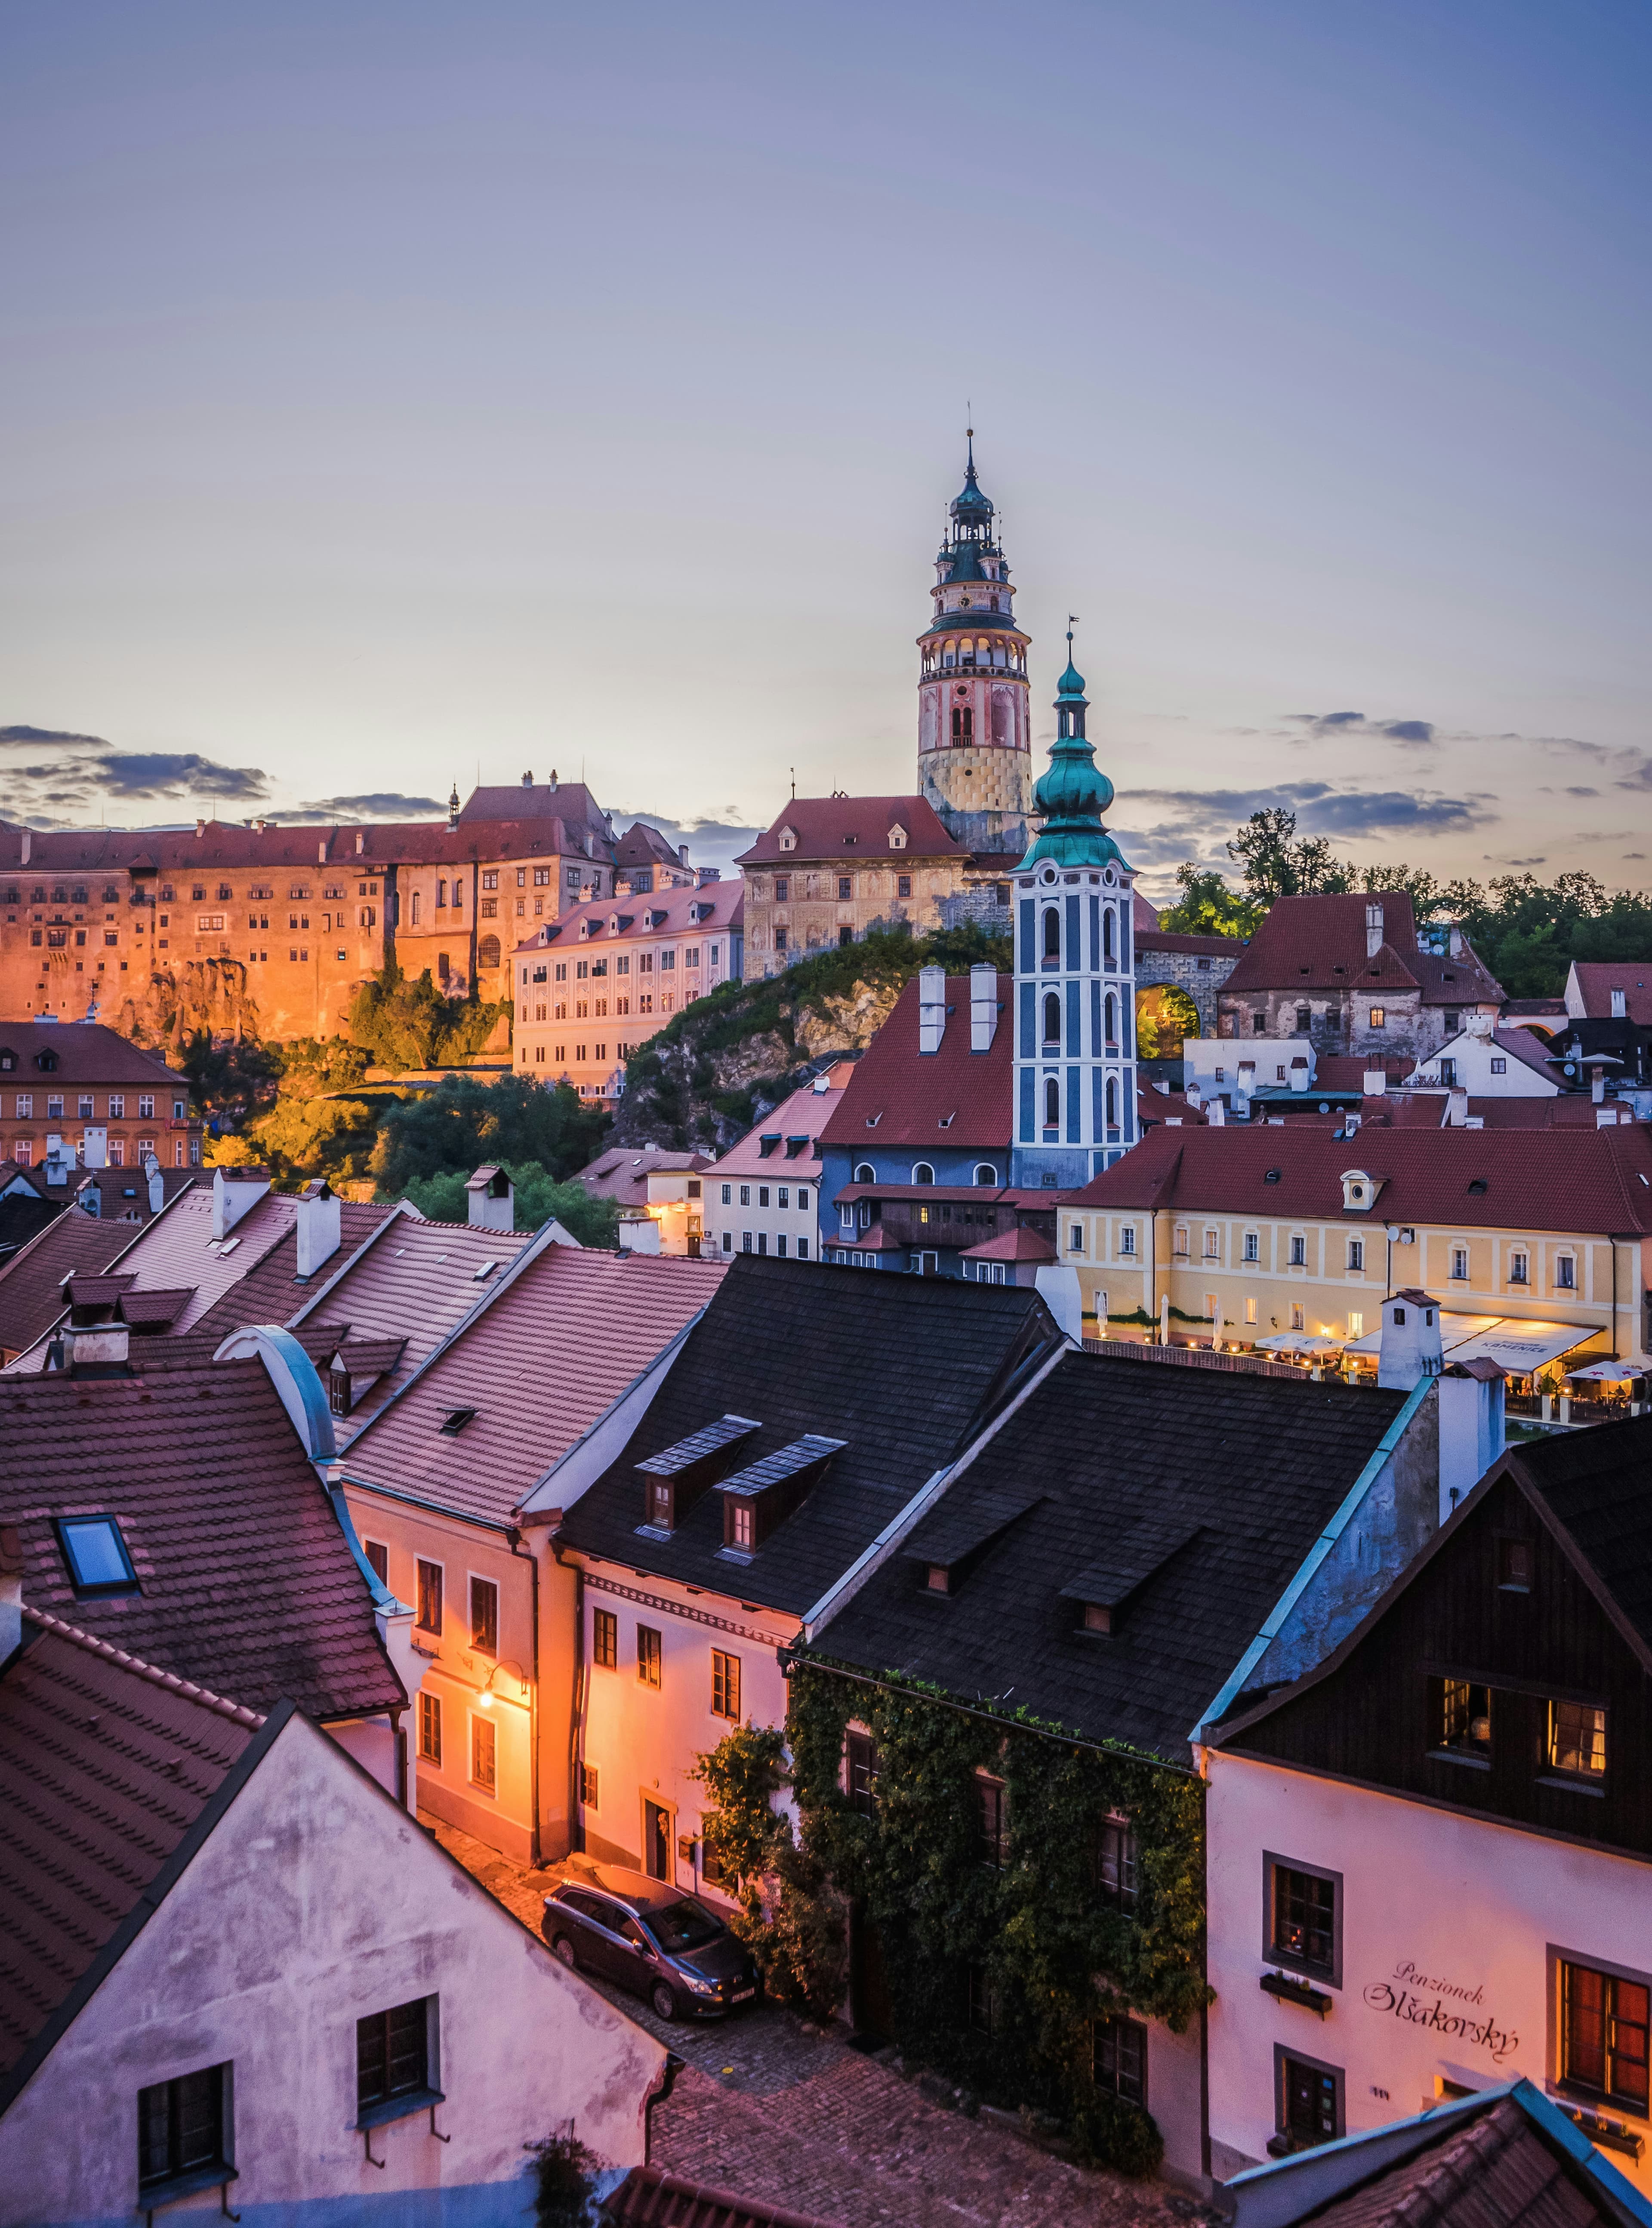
916;435;1032;859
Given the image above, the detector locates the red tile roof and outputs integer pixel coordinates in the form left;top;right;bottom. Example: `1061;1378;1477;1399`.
516;883;741;954
818;974;1010;1151
734;795;965;867
602;2166;841;2228
0;809;614;876
187;1199;399;1342
707;1068;856;1179
0;1209;135;1359
575;1149;715;1204
0;1021;180;1086
456;779;609;831
0;1614;264;2089
1;1356;405;1719
1067;1120;1652;1235
342;1240;726;1524
961;1225;1057;1261
1569;963;1652;1025
1220;893;1502;1006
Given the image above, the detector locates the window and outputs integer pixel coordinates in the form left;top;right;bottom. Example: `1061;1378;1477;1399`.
579;1762;599;1808
1347;1310;1363;1337
1509;1249;1529;1285
1069;1224;1084;1252
730;1502;755;1549
1347;1240;1363;1271
638;1625;663;1687
362;1538;388;1585
470;1576;499;1655
54;1515;139;1595
327;1361;352;1418
1042;990;1061;1044
711;1649;741;1720
1452;1246;1469;1280
837;876;852;901
139;1093;154;1119
1289;1235;1306;1266
1245;1296;1258;1324
897;874;912;899
138;2062;231;2196
1368;1007;1386;1030
1491;1057;1507;1075
720;1182;732;1204
847;1729;878;1816
1242;1230;1259;1263
1438;1678;1491;1758
356;1997;434;2118
977;1774;1008;1868
1549;1699;1606;1778
471;1713;496;1790
1291;1302;1306;1330
414;1691;443;1769
1498;1536;1534;1592
911;1162;934;1186
593;1607;618;1669
1044;1076;1059;1127
1094;2016;1147;2108
416;1559;443;1635
1279;2051;1342;2149
1120;1226;1136;1256
1094;1817;1138;1914
1203;1228;1219;1259
1268;1856;1340;1982
1555;1254;1576;1291
1561;1961;1649;2113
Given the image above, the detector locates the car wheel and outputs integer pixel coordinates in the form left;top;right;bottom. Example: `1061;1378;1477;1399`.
649;1980;680;2021
550;1932;579;1972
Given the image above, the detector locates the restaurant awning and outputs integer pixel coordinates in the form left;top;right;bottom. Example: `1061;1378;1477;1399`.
1342;1312;1498;1358
1254;1330;1343;1355
1444;1321;1606;1375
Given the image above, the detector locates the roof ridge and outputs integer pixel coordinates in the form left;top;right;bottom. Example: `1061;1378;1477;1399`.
20;1606;266;1727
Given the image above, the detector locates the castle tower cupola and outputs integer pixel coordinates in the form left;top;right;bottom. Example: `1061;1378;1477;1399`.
916;434;1032;859
1009;624;1138;1189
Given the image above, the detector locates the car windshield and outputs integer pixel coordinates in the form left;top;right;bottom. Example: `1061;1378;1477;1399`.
646;1898;725;1952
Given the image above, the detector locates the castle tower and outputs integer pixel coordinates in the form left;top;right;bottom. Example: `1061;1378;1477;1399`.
916;437;1032;856
1010;632;1138;1188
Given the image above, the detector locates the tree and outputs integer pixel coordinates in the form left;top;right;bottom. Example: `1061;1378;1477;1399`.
1355;862;1443;917
1156;865;1263;939
371;1072;607;1196
395;1160;620;1245
1135;985;1202;1058
348;962;510;1071
1227;809;1354;901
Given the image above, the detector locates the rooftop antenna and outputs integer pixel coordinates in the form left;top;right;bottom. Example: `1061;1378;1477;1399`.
790;766;796;801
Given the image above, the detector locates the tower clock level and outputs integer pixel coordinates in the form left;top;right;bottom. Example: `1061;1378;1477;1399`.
917;437;1032;856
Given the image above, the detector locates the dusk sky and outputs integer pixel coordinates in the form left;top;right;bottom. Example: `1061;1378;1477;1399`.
3;1;1649;895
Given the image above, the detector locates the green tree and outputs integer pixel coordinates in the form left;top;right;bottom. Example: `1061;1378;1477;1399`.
348;962;510;1071
372;1072;607;1195
1135;985;1202;1058
1354;861;1444;916
1227;808;1354;900
1156;864;1262;939
395;1160;620;1245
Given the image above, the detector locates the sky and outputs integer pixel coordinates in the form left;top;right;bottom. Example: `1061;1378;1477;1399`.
3;1;1650;897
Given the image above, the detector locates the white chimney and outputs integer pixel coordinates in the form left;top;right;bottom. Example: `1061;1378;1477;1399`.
1448;923;1464;957
969;963;998;1052
1364;1069;1387;1095
1209;1096;1226;1126
1611;987;1627;1018
295;1178;343;1278
1365;901;1384;960
1446;1086;1469;1126
1289;1058;1309;1093
81;1126;108;1170
1378;1288;1444;1390
918;965;946;1055
211;1165;271;1241
355;830;365;855
465;1164;515;1232
1592;1072;1607;1105
145;1150;165;1216
19;830;30;865
43;1138;71;1188
1438;1360;1506;1521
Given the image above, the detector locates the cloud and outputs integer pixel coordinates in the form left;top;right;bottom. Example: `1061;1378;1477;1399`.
268;792;445;821
613;807;765;874
1564;786;1600;797
1284;712;1436;746
1614;756;1652;791
0;723;272;824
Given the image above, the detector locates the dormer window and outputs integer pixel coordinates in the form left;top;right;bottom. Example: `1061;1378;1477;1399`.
717;1434;845;1558
1340;1169;1378;1212
636;1413;760;1534
888;824;908;851
328;1360;352;1417
439;1406;478;1435
777;827;797;853
55;1514;139;1596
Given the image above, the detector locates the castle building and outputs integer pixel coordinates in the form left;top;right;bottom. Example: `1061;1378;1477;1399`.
1009;637;1139;1189
917;436;1032;857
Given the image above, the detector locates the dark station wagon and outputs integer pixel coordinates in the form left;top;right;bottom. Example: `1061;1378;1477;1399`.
542;1868;761;2021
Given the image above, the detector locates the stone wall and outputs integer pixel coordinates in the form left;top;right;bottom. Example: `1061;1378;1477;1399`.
1136;938;1242;1037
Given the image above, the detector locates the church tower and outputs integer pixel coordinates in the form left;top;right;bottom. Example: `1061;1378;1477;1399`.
916;438;1032;856
1010;632;1138;1189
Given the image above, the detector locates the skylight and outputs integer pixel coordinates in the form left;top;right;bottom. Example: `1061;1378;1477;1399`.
55;1514;139;1595
439;1407;478;1435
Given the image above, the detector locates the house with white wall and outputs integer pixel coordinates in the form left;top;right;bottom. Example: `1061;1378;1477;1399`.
701;1061;855;1261
1404;1019;1561;1099
0;1609;665;2228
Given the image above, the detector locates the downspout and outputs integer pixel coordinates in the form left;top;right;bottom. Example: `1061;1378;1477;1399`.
564;1551;587;1853
507;1524;541;1865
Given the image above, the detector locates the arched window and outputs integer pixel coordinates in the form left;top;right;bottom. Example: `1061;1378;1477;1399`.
942;643;955;668
1043;992;1062;1044
1103;907;1115;964
912;1163;935;1185
1042;907;1060;960
1105;992;1118;1045
478;935;502;969
1044;1077;1060;1128
1106;1077;1119;1126
961;640;975;667
854;1162;875;1183
974;1163;999;1186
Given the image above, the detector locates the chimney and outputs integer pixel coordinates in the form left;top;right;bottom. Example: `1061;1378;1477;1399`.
1378;1287;1444;1390
1448;923;1464;957
970;963;999;1052
19;829;30;865
1447;1086;1469;1125
43;1139;71;1188
522;770;533;787
549;768;558;792
918;965;946;1055
1208;1096;1226;1126
1610;987;1627;1018
211;1164;271;1241
1289;1058;1309;1092
1363;1069;1387;1095
1438;1359;1506;1521
1592;1072;1607;1105
75;1174;101;1217
317;838;327;865
144;1150;164;1216
81;1126;108;1170
355;830;365;855
1365;900;1384;960
295;1177;342;1279
196;818;206;838
678;844;690;869
465;1164;515;1232
0;1525;22;1662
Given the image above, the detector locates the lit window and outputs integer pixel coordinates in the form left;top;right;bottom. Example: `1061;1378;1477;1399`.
55;1515;139;1595
1244;1297;1258;1324
418;1691;441;1764
1270;1860;1338;1979
1562;1962;1649;2112
1439;1677;1491;1756
638;1625;663;1687
711;1649;741;1720
1368;1006;1386;1029
471;1713;496;1791
1347;1310;1363;1337
592;1608;617;1668
1549;1699;1606;1777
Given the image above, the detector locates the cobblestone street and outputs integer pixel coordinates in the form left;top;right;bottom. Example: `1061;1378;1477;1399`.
425;1816;1200;2228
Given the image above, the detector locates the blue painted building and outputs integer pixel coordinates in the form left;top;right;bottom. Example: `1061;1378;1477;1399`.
1009;638;1139;1189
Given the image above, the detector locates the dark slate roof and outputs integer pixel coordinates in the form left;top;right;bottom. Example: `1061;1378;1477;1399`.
555;1255;1062;1617
1502;1414;1652;1665
0;1194;60;1266
810;1351;1412;1760
0;1358;405;1719
1297;2096;1605;2228
0;1209;133;1358
0;1614;265;2095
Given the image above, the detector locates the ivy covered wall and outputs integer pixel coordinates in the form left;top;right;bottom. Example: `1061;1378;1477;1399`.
697;1659;1211;2176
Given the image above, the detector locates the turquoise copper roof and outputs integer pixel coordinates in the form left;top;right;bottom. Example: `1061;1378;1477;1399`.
1018;635;1131;871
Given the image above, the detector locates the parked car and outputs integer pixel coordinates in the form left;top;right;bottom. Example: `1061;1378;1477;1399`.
542;1868;761;2021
